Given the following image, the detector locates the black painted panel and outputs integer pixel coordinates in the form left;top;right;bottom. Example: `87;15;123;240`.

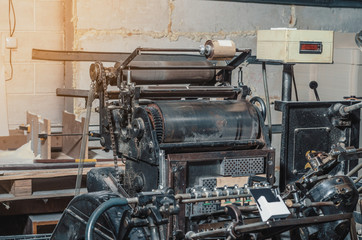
211;0;362;8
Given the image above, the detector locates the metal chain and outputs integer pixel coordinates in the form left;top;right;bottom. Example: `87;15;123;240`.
99;62;121;186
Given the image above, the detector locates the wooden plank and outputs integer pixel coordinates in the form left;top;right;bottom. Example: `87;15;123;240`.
51;135;62;148
56;88;89;98
0;164;123;181
0;197;72;216
27;112;40;156
0;188;87;202
62;111;88;159
40;118;51;159
0;135;27;150
0;168;94;181
32;49;205;62
11;179;32;197
217;176;248;187
216;175;266;187
9;129;25;136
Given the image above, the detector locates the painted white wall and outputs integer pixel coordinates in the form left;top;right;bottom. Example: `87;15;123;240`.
1;0;65;130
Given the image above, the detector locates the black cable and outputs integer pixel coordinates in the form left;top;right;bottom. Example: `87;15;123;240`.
291;65;299;101
6;0;16;81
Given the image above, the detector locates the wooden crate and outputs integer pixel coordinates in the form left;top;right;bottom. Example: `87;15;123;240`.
24;213;62;234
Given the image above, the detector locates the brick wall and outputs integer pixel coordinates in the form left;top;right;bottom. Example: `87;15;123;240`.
1;0;65;129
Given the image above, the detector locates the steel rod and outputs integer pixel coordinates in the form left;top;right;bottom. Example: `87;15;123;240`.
347;162;362;177
75;84;95;196
181;194;252;203
262;62;272;142
123;66;234;70
281;64;293;101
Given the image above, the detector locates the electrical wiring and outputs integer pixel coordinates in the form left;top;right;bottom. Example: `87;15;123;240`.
6;0;16;81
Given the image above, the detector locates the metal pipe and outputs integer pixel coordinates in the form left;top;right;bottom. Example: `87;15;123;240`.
75;86;94;196
181;194;252;204
123;65;234;70
347;162;362;177
250;96;267;121
148;217;160;240
282;64;293;101
85;198;128;240
176;190;250;200
354;174;362;183
289;201;335;208
343;102;362;114
139;86;239;99
85;197;138;240
262;62;272;142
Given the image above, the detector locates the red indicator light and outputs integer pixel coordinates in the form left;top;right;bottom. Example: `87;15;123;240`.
299;41;322;54
300;44;319;51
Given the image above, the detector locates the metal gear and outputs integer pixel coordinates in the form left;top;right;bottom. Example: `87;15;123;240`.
146;105;164;144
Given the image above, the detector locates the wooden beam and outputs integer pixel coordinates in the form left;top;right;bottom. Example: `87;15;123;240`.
0;164;122;181
0;198;72;215
11;179;32;197
0;135;27;150
0;188;87;203
32;49;205;62
56;88;89;98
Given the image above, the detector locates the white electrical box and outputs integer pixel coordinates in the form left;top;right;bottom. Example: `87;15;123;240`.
257;29;334;63
249;188;290;222
5;37;17;49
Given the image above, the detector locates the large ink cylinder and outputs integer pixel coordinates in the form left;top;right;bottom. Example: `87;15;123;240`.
146;100;260;144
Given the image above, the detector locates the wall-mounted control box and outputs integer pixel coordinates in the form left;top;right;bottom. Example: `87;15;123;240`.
257;29;333;63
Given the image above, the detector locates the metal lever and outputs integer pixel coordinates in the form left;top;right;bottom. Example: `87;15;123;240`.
309;81;320;101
